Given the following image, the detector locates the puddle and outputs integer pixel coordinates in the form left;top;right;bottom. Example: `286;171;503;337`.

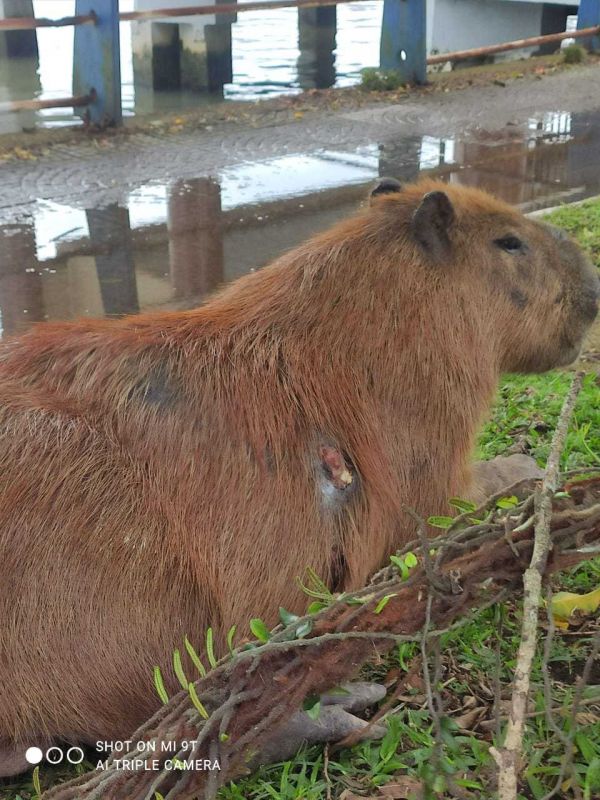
0;108;599;340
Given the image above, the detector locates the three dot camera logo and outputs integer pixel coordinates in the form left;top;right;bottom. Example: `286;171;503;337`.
26;745;85;766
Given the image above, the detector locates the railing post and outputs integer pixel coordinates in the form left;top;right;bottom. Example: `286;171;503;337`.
577;0;600;52
73;0;122;126
380;0;426;84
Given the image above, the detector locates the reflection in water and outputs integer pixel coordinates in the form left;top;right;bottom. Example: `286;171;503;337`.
167;178;224;299
1;109;600;335
0;221;43;334
86;206;139;317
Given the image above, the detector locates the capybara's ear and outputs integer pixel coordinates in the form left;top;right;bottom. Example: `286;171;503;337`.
369;177;402;203
411;190;455;258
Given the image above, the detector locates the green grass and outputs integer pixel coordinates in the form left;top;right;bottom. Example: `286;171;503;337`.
562;44;586;65
544;198;600;269
477;371;600;471
360;67;406;92
2;201;600;800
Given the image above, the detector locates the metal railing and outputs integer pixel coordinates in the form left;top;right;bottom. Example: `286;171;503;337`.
0;0;597;127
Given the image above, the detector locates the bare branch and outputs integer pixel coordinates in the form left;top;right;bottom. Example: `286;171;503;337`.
490;372;584;800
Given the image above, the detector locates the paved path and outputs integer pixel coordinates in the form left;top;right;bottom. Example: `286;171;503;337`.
0;64;599;220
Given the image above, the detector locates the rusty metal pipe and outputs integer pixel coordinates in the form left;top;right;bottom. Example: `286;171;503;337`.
0;13;96;30
120;0;369;21
0;90;95;115
427;25;600;65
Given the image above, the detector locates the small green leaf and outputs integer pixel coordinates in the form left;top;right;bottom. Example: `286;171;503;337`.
173;648;188;690
188;682;209;719
307;601;327;614
496;495;519;509
32;766;41;800
153;666;169;705
279;607;300;626
184;636;206;678
346;596;368;605
375;593;397;614
226;624;237;654
527;773;546;800
219;732;230;742
173;758;185;770
389;554;410;579
205;627;217;668
295;619;313;638
303;696;321;720
427;515;454;529
584;757;600;799
155;793;165;800
576;732;597;763
249;618;270;643
404;551;418;568
449;497;476;513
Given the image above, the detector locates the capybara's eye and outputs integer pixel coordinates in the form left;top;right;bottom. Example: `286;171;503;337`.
494;235;525;254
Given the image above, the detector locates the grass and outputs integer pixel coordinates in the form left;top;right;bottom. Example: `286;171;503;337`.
360;68;406;92
1;201;600;800
562;44;586;65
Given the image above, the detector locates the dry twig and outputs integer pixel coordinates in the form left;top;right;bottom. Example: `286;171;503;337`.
490;372;584;800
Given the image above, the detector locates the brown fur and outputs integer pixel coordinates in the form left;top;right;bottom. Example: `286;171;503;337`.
0;180;597;764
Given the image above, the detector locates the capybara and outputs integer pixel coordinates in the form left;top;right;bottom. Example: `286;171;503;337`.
0;179;598;775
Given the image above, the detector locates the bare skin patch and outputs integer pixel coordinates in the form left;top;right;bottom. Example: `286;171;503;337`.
317;443;358;511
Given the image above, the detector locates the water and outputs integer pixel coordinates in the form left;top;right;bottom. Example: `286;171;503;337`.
0;0;382;131
1;108;599;341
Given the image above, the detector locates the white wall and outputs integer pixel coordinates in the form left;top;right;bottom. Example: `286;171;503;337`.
429;0;548;56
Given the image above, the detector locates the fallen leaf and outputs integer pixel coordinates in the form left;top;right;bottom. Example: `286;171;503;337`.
13;147;36;160
380;777;423;798
551;587;600;625
454;706;485;730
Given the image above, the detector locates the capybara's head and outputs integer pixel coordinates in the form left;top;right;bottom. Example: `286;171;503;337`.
367;178;599;373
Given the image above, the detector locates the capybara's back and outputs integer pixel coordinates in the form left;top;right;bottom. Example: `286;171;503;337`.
0;179;597;773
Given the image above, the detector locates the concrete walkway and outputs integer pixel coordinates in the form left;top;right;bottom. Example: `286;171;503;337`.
0;63;599;221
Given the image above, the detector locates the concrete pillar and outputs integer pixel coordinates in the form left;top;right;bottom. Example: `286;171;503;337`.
132;0;233;93
167;179;224;300
86;206;139;317
297;7;336;90
0;220;44;335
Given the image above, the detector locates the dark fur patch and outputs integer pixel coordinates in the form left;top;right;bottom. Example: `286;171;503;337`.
128;366;180;410
516;263;533;283
509;288;529;309
329;543;349;592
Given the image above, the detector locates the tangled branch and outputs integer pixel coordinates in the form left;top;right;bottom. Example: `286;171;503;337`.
45;466;600;800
